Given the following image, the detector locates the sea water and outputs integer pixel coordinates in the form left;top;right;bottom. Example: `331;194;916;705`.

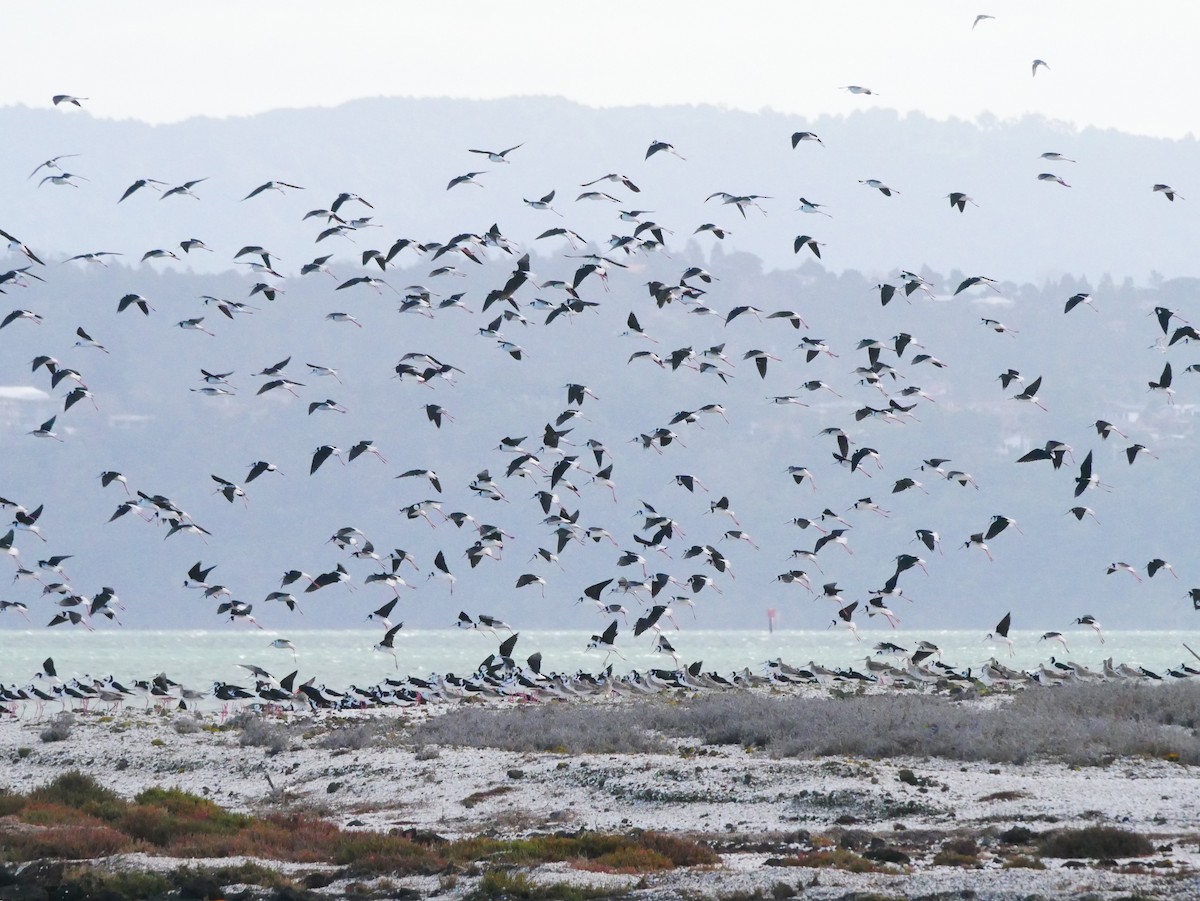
2;629;1198;691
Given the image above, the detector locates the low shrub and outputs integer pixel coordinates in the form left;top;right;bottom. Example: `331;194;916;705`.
465;869;612;901
1037;826;1154;859
2;823;129;860
318;722;376;750
409;682;1200;765
30;771;125;820
39;712;75;743
237;716;290;753
172;716;203;735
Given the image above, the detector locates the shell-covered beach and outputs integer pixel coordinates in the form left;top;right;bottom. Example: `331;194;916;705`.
2;682;1198;900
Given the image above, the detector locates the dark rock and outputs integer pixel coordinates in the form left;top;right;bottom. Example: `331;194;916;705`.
837;829;871;850
15;863;63;889
999;825;1035;844
397;827;448;845
52;885;123;901
0;886;47;901
326;781;343;794
506;768;524;779
301;872;337;889
271;887;320;901
865;845;912;864
178;875;225;899
770;882;796;899
0;870;14;888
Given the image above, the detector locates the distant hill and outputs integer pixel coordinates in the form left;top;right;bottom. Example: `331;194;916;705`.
3;97;1199;282
1;96;1198;641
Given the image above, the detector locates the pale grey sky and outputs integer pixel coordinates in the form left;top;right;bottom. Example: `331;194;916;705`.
6;1;1198;138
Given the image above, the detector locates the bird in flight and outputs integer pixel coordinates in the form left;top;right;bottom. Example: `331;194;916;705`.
468;143;523;163
646;140;685;161
242;181;304;201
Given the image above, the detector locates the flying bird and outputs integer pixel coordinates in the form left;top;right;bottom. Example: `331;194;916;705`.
646;140;685;160
242;181;304;200
790;131;823;147
161;178;208;200
468;143;523;162
985;612;1014;657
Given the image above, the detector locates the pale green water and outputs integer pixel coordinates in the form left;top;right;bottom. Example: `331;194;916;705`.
2;629;1197;690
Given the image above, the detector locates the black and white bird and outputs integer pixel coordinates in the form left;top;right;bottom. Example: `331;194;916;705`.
1074;615;1104;643
985;612;1014;657
468;143;523;163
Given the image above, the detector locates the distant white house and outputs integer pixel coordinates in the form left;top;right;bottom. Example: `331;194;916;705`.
0;386;54;434
0;386;50;402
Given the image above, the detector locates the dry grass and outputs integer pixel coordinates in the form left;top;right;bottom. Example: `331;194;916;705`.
409;681;1200;765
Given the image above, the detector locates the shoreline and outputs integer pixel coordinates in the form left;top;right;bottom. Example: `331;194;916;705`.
2;689;1198;899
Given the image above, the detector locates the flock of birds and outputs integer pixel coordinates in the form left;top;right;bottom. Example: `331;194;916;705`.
2;11;1200;714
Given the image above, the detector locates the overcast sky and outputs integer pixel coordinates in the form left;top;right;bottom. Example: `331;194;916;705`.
6;2;1198;139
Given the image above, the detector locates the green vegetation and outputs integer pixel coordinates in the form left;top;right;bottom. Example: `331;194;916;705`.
464;869;616;900
765;846;898;874
0;772;715;879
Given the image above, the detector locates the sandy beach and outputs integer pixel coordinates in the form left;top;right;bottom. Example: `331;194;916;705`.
2;688;1198;900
